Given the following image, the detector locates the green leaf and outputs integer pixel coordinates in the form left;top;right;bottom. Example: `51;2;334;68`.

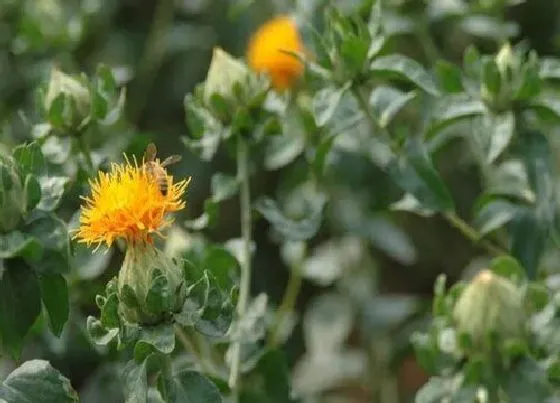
211;173;239;202
369;86;417;128
26;213;70;274
529;91;560;122
255;194;327;241
414;376;450;403
481;58;501;96
39;273;69;337
162;370;221;403
0;360;78;403
136;323;175;355
145;273;172;315
240;349;294;403
123;358;149;403
13;142;45;176
474;198;521;235
0;261;41;358
514;59;541;101
184;199;219;230
502;358;551;402
510;211;546;280
37;176;69;212
0;231;43;261
47;94;67;129
310;133;337;178
426;95;486;138
388;139;455;212
86;316;118;345
370;54;440;96
435;60;464;93
486;112;515;163
539;57;560;80
24;174;41;212
100;293;120;329
312;85;349;127
264;113;306;170
489;256;525;283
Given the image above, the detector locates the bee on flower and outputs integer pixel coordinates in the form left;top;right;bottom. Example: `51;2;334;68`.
75;145;191;325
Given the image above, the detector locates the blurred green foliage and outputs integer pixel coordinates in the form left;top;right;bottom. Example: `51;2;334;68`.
2;0;560;402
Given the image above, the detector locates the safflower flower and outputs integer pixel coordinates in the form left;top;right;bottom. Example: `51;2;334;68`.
247;15;305;90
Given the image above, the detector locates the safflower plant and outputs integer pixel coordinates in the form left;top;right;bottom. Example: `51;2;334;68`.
2;0;560;402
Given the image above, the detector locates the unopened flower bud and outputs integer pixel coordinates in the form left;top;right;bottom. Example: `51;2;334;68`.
495;43;514;76
203;47;250;104
453;270;524;348
0;156;24;232
117;242;186;325
44;68;91;127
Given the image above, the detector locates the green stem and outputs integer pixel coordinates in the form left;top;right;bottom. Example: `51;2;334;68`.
77;136;94;174
228;138;252;399
444;212;506;256
128;0;175;124
267;256;303;348
174;325;216;375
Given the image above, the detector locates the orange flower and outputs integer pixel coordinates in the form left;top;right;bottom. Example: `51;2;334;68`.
75;157;190;249
247;15;305;90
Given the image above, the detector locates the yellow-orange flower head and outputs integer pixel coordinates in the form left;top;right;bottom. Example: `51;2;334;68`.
247;15;305;90
75;158;190;249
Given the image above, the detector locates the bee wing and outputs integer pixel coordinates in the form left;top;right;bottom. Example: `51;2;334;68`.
144;143;157;162
161;155;182;167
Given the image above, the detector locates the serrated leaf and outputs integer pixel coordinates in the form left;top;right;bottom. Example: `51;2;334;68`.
145;274;172;315
39;273;69;337
13;142;44;176
0;261;41;358
255;195;327;242
26;214;70;274
370;54;440;96
0;360;78;403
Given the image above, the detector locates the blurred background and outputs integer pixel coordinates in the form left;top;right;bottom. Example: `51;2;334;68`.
1;0;560;401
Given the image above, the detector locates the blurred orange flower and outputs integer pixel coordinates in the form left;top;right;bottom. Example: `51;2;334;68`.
247;15;305;90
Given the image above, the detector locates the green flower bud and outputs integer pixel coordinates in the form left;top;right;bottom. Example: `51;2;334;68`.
117;242;186;325
0;156;24;232
44;68;91;127
495;43;514;77
203;47;250;104
453;270;524;349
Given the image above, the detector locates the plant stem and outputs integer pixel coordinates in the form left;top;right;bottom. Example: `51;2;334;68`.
77;136;94;174
353;86;377;136
444;212;506;256
229;138;252;398
174;325;216;375
267;257;303;348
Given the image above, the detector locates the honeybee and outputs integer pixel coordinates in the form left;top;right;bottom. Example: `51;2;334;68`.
143;143;182;195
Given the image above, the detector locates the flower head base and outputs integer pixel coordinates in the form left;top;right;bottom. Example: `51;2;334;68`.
75;157;190;248
247;15;305;90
